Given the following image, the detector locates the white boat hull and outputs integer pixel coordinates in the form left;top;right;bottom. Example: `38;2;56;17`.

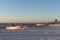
6;26;23;30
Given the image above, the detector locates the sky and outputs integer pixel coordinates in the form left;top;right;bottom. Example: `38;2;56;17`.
0;0;60;23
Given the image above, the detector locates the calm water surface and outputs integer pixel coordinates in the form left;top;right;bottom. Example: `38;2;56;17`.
0;24;60;40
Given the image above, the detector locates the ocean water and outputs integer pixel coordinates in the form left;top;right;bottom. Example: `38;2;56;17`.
0;24;60;40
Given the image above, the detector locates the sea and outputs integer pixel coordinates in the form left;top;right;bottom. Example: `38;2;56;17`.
0;23;60;40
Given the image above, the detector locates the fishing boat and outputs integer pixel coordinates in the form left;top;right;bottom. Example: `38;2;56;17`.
6;24;24;30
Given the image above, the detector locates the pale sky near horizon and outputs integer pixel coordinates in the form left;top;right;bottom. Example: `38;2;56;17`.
0;0;60;23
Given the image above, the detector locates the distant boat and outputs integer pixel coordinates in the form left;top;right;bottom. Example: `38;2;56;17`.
6;24;24;30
